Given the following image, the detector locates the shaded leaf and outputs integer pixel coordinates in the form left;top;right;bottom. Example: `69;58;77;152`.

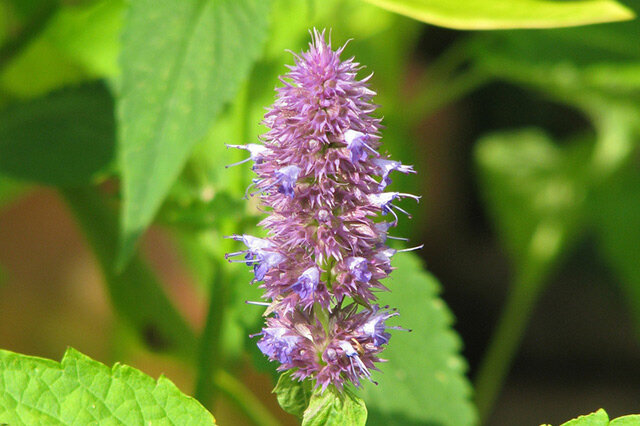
360;253;476;426
475;129;591;278
0;83;115;186
0;347;215;425
302;387;367;426
274;371;312;418
360;0;633;30
61;187;198;359
591;159;640;333
117;0;270;266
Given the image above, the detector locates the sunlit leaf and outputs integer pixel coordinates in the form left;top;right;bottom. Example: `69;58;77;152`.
0;347;215;425
360;0;633;30
544;408;640;426
0;83;115;186
361;253;476;426
117;0;271;267
302;387;367;426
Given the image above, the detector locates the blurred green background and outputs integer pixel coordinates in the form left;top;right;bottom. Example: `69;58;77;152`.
0;0;639;425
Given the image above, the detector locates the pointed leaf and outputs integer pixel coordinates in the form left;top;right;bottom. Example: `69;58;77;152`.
117;0;270;266
0;83;115;186
360;253;476;426
0;347;215;424
560;409;609;426
361;0;633;30
475;129;592;277
302;387;367;426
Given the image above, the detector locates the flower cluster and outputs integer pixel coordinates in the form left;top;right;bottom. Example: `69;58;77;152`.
226;29;419;391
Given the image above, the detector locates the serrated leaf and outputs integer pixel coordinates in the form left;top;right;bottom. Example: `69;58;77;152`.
0;83;115;186
302;387;367;426
360;253;476;426
475;129;591;277
560;408;610;426
0;347;215;425
117;0;271;267
360;0;633;30
273;371;312;418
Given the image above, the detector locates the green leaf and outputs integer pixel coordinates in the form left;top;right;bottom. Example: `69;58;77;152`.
44;0;124;78
472;3;640;101
560;408;610;426
475;129;591;278
0;83;115;186
302;387;367;426
610;414;640;425
61;187;198;359
591;161;640;333
117;0;271;267
273;371;312;418
360;0;634;30
0;347;215;425
360;253;476;426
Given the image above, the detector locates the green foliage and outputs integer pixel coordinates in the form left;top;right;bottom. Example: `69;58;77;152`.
302;387;367;426
0;347;215;425
0;83;115;186
360;253;476;426
62;188;198;359
117;0;271;267
360;0;634;30
475;129;591;279
273;371;313;418
591;162;640;332
544;408;640;426
471;1;640;103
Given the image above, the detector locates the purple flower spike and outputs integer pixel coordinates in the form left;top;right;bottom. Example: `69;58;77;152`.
227;29;420;391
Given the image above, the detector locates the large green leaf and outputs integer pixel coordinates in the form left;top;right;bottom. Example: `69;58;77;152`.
0;347;215;425
117;0;271;267
273;371;312;418
0;83;115;186
360;253;476;426
360;0;633;30
302;387;367;426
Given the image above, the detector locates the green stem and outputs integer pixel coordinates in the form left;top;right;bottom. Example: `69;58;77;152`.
194;259;227;409
213;369;281;426
473;269;547;424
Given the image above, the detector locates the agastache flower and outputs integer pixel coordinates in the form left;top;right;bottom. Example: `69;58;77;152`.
227;29;420;391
